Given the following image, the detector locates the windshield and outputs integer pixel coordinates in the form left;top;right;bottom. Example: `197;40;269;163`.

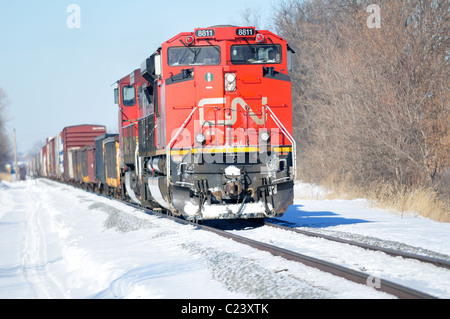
168;46;220;66
231;44;282;64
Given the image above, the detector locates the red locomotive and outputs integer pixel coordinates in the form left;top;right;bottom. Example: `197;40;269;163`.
33;25;296;221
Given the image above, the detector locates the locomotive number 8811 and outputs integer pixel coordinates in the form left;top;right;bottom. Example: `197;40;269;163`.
115;25;296;221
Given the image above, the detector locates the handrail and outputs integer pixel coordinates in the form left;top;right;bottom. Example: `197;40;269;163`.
122;122;136;129
265;105;297;181
165;105;296;186
166;106;198;187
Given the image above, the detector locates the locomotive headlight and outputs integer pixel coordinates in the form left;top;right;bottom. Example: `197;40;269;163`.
259;130;271;147
260;131;270;142
225;73;236;92
196;133;206;144
226;73;236;82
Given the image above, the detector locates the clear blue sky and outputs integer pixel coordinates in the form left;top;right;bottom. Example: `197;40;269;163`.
0;0;277;154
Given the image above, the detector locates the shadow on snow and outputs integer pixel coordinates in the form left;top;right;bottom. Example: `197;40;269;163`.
272;204;372;228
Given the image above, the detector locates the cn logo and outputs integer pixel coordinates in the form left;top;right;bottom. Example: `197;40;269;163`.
198;97;267;126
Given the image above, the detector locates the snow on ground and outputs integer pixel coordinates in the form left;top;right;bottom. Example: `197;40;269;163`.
0;179;449;299
291;182;450;257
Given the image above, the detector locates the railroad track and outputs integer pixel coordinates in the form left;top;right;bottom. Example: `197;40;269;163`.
46;179;441;299
264;220;450;270
129;205;437;299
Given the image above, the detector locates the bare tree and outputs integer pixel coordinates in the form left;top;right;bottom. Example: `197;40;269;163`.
0;87;12;171
273;0;449;195
241;6;265;29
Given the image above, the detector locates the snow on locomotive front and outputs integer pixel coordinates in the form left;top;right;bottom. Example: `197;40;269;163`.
116;26;296;221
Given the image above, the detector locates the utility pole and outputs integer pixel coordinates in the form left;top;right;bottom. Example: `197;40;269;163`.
13;128;18;182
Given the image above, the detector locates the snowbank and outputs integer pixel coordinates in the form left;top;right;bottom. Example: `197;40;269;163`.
1;179;449;299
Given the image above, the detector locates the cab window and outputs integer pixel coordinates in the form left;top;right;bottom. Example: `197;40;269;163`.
231;44;282;64
122;86;136;106
168;46;220;66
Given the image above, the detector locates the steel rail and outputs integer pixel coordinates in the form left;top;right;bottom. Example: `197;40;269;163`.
133;205;437;299
45;179;438;299
265;221;450;270
197;223;436;299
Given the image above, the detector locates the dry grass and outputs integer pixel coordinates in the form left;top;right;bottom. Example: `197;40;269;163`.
318;175;450;223
367;183;450;223
0;172;12;182
319;173;364;200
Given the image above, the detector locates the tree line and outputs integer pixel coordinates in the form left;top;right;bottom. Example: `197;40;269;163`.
271;0;449;198
0;88;12;171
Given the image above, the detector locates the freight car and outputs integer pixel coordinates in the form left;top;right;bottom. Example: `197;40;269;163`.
32;25;296;222
36;125;106;183
95;134;121;197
